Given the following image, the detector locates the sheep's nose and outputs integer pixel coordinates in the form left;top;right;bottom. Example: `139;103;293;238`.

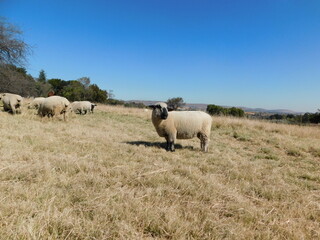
161;113;168;119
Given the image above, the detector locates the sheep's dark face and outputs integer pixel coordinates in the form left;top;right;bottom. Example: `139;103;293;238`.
149;102;169;120
160;106;168;119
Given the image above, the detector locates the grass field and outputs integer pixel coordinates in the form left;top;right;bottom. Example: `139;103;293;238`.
0;103;320;239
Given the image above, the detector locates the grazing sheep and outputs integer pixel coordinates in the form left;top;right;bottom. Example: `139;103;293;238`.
38;96;70;121
28;97;45;110
71;101;96;115
149;102;212;152
0;93;23;114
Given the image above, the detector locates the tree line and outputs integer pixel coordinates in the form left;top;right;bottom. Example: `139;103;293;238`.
267;113;320;124
206;104;245;117
0;65;109;103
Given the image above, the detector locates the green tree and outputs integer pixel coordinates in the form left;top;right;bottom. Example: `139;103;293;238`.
61;80;85;101
206;104;225;115
87;84;108;102
166;97;185;110
207;104;245;118
228;107;245;117
47;78;69;96
38;69;46;83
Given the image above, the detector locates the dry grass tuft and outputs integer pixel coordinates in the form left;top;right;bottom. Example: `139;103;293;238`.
0;102;320;239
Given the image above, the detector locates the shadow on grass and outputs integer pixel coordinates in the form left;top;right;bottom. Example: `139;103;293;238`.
0;110;21;115
125;141;194;150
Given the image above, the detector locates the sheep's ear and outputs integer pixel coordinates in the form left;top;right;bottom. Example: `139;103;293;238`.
148;105;156;109
167;107;174;111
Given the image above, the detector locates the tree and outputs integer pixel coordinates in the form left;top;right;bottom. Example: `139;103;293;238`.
206;104;225;115
87;84;108;102
35;81;52;97
0;18;34;96
207;104;245;118
61;80;86;101
47;78;68;95
38;69;46;83
78;77;90;89
166;97;185;110
108;89;115;99
0;18;30;66
0;64;37;96
228;107;245;117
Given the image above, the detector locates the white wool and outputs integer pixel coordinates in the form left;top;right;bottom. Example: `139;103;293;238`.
0;93;23;114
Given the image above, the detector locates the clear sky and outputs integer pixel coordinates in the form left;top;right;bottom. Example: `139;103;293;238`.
1;0;320;112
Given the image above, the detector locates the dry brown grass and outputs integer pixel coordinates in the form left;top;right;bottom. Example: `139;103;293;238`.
0;102;320;239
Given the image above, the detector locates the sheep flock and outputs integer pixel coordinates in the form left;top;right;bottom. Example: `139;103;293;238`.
1;93;213;152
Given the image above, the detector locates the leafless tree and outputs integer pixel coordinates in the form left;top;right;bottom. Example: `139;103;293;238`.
0;18;36;96
78;77;91;89
0;18;30;66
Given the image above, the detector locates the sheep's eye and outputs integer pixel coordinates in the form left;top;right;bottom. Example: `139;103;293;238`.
156;105;162;109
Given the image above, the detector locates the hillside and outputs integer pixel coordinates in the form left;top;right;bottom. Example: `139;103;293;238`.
0;104;319;239
127;100;303;114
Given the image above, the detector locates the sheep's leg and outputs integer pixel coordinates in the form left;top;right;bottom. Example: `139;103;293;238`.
169;141;175;152
165;138;170;151
203;135;210;152
164;136;171;151
203;138;209;152
3;105;9;112
10;103;16;114
198;133;204;150
165;135;175;152
169;133;176;152
199;134;204;150
198;133;209;152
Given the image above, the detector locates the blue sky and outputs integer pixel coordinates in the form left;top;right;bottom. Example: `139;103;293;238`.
2;0;320;112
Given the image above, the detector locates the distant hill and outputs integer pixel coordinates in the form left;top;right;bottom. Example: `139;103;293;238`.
126;100;304;115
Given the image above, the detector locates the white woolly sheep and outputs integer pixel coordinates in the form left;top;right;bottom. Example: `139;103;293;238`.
71;101;96;115
28;97;45;110
38;96;70;121
149;102;212;152
0;93;23;114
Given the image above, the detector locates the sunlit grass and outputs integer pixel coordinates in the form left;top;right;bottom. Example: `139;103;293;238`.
0;102;319;239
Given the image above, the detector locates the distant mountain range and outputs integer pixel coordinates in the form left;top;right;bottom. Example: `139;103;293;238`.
126;100;304;115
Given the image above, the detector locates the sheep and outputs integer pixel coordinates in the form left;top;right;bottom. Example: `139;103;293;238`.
71;101;96;115
28;97;45;110
149;102;212;152
38;96;70;121
0;93;23;114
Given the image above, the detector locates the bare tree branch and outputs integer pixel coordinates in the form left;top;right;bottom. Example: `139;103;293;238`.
0;17;31;67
